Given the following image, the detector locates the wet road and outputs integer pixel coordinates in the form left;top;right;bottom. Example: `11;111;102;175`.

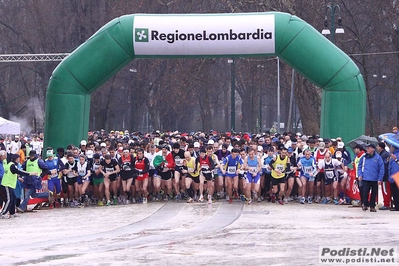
0;200;398;265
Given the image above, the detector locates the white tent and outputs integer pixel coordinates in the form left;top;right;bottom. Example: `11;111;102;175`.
0;117;20;135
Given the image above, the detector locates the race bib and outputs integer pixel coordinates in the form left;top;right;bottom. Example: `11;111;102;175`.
105;167;114;173
275;164;284;172
303;166;312;174
227;166;236;174
78;169;86;176
175;159;183;165
325;170;334;179
249;167;257;173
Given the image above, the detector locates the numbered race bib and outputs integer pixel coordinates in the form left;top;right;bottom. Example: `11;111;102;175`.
50;169;58;178
303;166;313;174
275;164;284;172
105;167;114;173
78;169;86;177
227;166;236;174
175;158;183;166
249;167;257;173
325;170;335;179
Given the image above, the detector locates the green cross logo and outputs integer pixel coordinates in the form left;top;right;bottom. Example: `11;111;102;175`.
135;28;149;42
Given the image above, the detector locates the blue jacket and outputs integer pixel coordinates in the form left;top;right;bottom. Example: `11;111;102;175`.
388;148;399;184
357;152;384;182
0;161;4;183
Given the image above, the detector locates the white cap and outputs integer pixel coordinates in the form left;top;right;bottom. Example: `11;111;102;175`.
337;142;345;149
335;151;342;158
80;140;87;146
257;146;263;152
86;150;93;159
100;142;106;147
318;137;323;142
194;142;200;148
207;139;215;145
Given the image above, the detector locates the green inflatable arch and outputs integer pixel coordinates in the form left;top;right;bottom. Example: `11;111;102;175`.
44;12;366;150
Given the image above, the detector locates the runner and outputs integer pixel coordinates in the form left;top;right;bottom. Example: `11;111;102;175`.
183;151;200;203
171;143;186;200
238;149;247;200
314;141;327;203
153;145;174;201
45;149;65;209
220;148;243;204
145;144;158;201
206;145;220;202
91;153;104;206
214;143;230;199
318;151;343;204
335;151;348;205
196;147;215;203
76;154;91;206
118;149;134;204
262;146;274;201
100;154;120;206
297;149;317;204
269;147;290;205
133;148;150;203
284;147;300;204
243;148;262;204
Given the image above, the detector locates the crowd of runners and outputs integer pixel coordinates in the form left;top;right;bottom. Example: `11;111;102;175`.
1;129;399;219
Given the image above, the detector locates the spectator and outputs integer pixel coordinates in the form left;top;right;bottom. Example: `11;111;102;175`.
377;142;391;210
358;144;384;212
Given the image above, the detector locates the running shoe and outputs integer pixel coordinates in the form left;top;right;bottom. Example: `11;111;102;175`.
300;197;306;204
240;195;246;202
362;206;368;211
228;198;233;204
338;198;345;205
321;198;330;204
333;198;339;205
187;197;194;203
16;207;24;213
278;199;284;205
126;200;130;205
156;193;162;201
98;201;104;206
314;196;321;204
74;200;79;207
370;207;377;212
175;194;181;201
307;196;313;204
257;197;261;203
106;200;111;206
49;204;54;209
271;194;276;203
283;198;289;204
226;195;230;202
132;198;136;204
208;195;212;204
55;202;61;208
143;197;148;204
247;198;252;205
198;195;204;202
113;197;118;205
1;214;10;219
260;196;265;201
